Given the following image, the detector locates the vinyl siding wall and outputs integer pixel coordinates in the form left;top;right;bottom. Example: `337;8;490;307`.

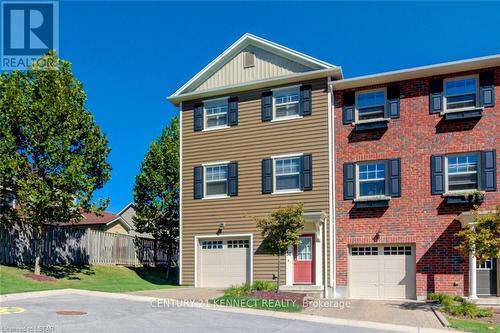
181;78;330;286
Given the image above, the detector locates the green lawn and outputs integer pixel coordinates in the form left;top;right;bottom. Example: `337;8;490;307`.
448;317;500;333
212;295;302;313
0;264;178;295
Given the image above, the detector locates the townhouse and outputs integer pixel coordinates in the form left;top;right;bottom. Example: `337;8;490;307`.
168;33;499;300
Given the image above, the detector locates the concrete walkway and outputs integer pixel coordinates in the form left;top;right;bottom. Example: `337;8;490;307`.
127;288;444;329
304;299;443;329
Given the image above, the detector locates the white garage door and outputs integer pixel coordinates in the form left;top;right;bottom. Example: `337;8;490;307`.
349;245;416;299
198;238;250;288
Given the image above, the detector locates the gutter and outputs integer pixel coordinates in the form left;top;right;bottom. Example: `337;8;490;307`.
327;76;336;297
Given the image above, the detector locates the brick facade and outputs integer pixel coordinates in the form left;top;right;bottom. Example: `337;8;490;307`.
333;67;499;298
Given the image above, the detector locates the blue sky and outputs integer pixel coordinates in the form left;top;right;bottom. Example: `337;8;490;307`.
60;1;500;213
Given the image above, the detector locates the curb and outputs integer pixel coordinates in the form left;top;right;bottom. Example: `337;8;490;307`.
430;306;450;328
1;289;451;333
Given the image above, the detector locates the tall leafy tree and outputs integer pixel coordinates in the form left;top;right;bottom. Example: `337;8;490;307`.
0;51;112;274
458;206;500;260
133;117;179;280
255;204;305;290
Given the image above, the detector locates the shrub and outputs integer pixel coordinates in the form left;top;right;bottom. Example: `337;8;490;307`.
429;292;493;318
224;280;277;297
252;280;277;292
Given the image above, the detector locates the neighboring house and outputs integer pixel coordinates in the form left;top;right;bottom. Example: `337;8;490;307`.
333;59;499;300
169;33;499;300
62;211;132;235
117;203;155;240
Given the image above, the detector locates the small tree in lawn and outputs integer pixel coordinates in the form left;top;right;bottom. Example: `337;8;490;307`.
458;206;500;261
255;204;305;291
0;51;111;275
133;117;179;280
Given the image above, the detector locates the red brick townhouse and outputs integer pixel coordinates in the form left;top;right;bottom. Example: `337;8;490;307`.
332;57;499;300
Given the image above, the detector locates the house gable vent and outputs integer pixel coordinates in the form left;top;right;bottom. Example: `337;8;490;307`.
243;52;255;68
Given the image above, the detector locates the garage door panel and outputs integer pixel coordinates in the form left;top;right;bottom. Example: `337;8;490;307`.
349;245;415;300
198;238;250;288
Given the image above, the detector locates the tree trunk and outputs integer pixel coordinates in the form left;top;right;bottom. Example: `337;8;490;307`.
34;225;44;275
276;254;280;292
165;247;172;281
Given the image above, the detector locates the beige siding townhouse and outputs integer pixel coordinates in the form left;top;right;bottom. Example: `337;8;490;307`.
169;34;341;296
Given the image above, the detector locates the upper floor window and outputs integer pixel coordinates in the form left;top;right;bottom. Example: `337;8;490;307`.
273;87;300;120
446;153;478;192
444;76;478;112
356;89;386;122
204;164;228;197
358;162;386;197
204;98;228;130
274;156;301;192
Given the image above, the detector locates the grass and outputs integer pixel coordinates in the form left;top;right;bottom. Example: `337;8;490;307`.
0;264;178;295
448;317;500;333
212;295;302;312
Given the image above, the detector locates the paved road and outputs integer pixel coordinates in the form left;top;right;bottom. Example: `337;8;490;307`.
0;294;396;333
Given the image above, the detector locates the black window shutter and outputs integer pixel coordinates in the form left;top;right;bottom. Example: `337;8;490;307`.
429;79;443;114
481;150;497;192
261;92;273;121
479;71;495;107
300;85;312;116
388;158;401;197
431;155;445;194
227;162;238;196
193;166;203;199
342;91;355;124
228;97;239;126
387;85;400;119
262;159;273;194
300;154;313;191
343;163;355;200
194;103;204;131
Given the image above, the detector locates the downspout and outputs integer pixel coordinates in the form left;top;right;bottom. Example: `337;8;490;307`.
179;101;183;285
327;76;336;297
323;218;328;298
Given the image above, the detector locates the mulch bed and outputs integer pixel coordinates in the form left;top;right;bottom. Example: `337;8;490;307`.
24;272;57;282
248;291;308;307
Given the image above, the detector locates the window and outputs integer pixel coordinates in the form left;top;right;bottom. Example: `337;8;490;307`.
204;164;228;197
446;154;478;192
356;89;385;121
274;156;301;192
477;258;493;270
273;87;300;120
358;162;386;197
204;98;228;129
351;247;378;256
297;236;312;261
444;76;478;111
201;240;223;249
384;246;412;255
227;239;249;249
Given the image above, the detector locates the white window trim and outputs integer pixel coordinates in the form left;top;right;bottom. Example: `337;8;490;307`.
202;162;230;199
354;87;387;124
443;74;480;114
203;96;229;131
477;258;493;271
355;160;389;199
272;154;303;194
444;152;480;195
271;85;302;122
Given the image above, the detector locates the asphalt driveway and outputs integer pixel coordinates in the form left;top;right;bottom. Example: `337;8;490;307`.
0;293;402;333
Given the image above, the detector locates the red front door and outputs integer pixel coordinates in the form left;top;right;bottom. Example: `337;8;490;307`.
293;235;314;284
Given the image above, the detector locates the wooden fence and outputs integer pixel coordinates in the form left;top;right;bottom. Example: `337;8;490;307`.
0;224;170;267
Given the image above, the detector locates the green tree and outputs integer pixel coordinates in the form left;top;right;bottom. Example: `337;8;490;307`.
255;204;305;290
458;206;500;260
133;117;179;280
0;51;112;274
